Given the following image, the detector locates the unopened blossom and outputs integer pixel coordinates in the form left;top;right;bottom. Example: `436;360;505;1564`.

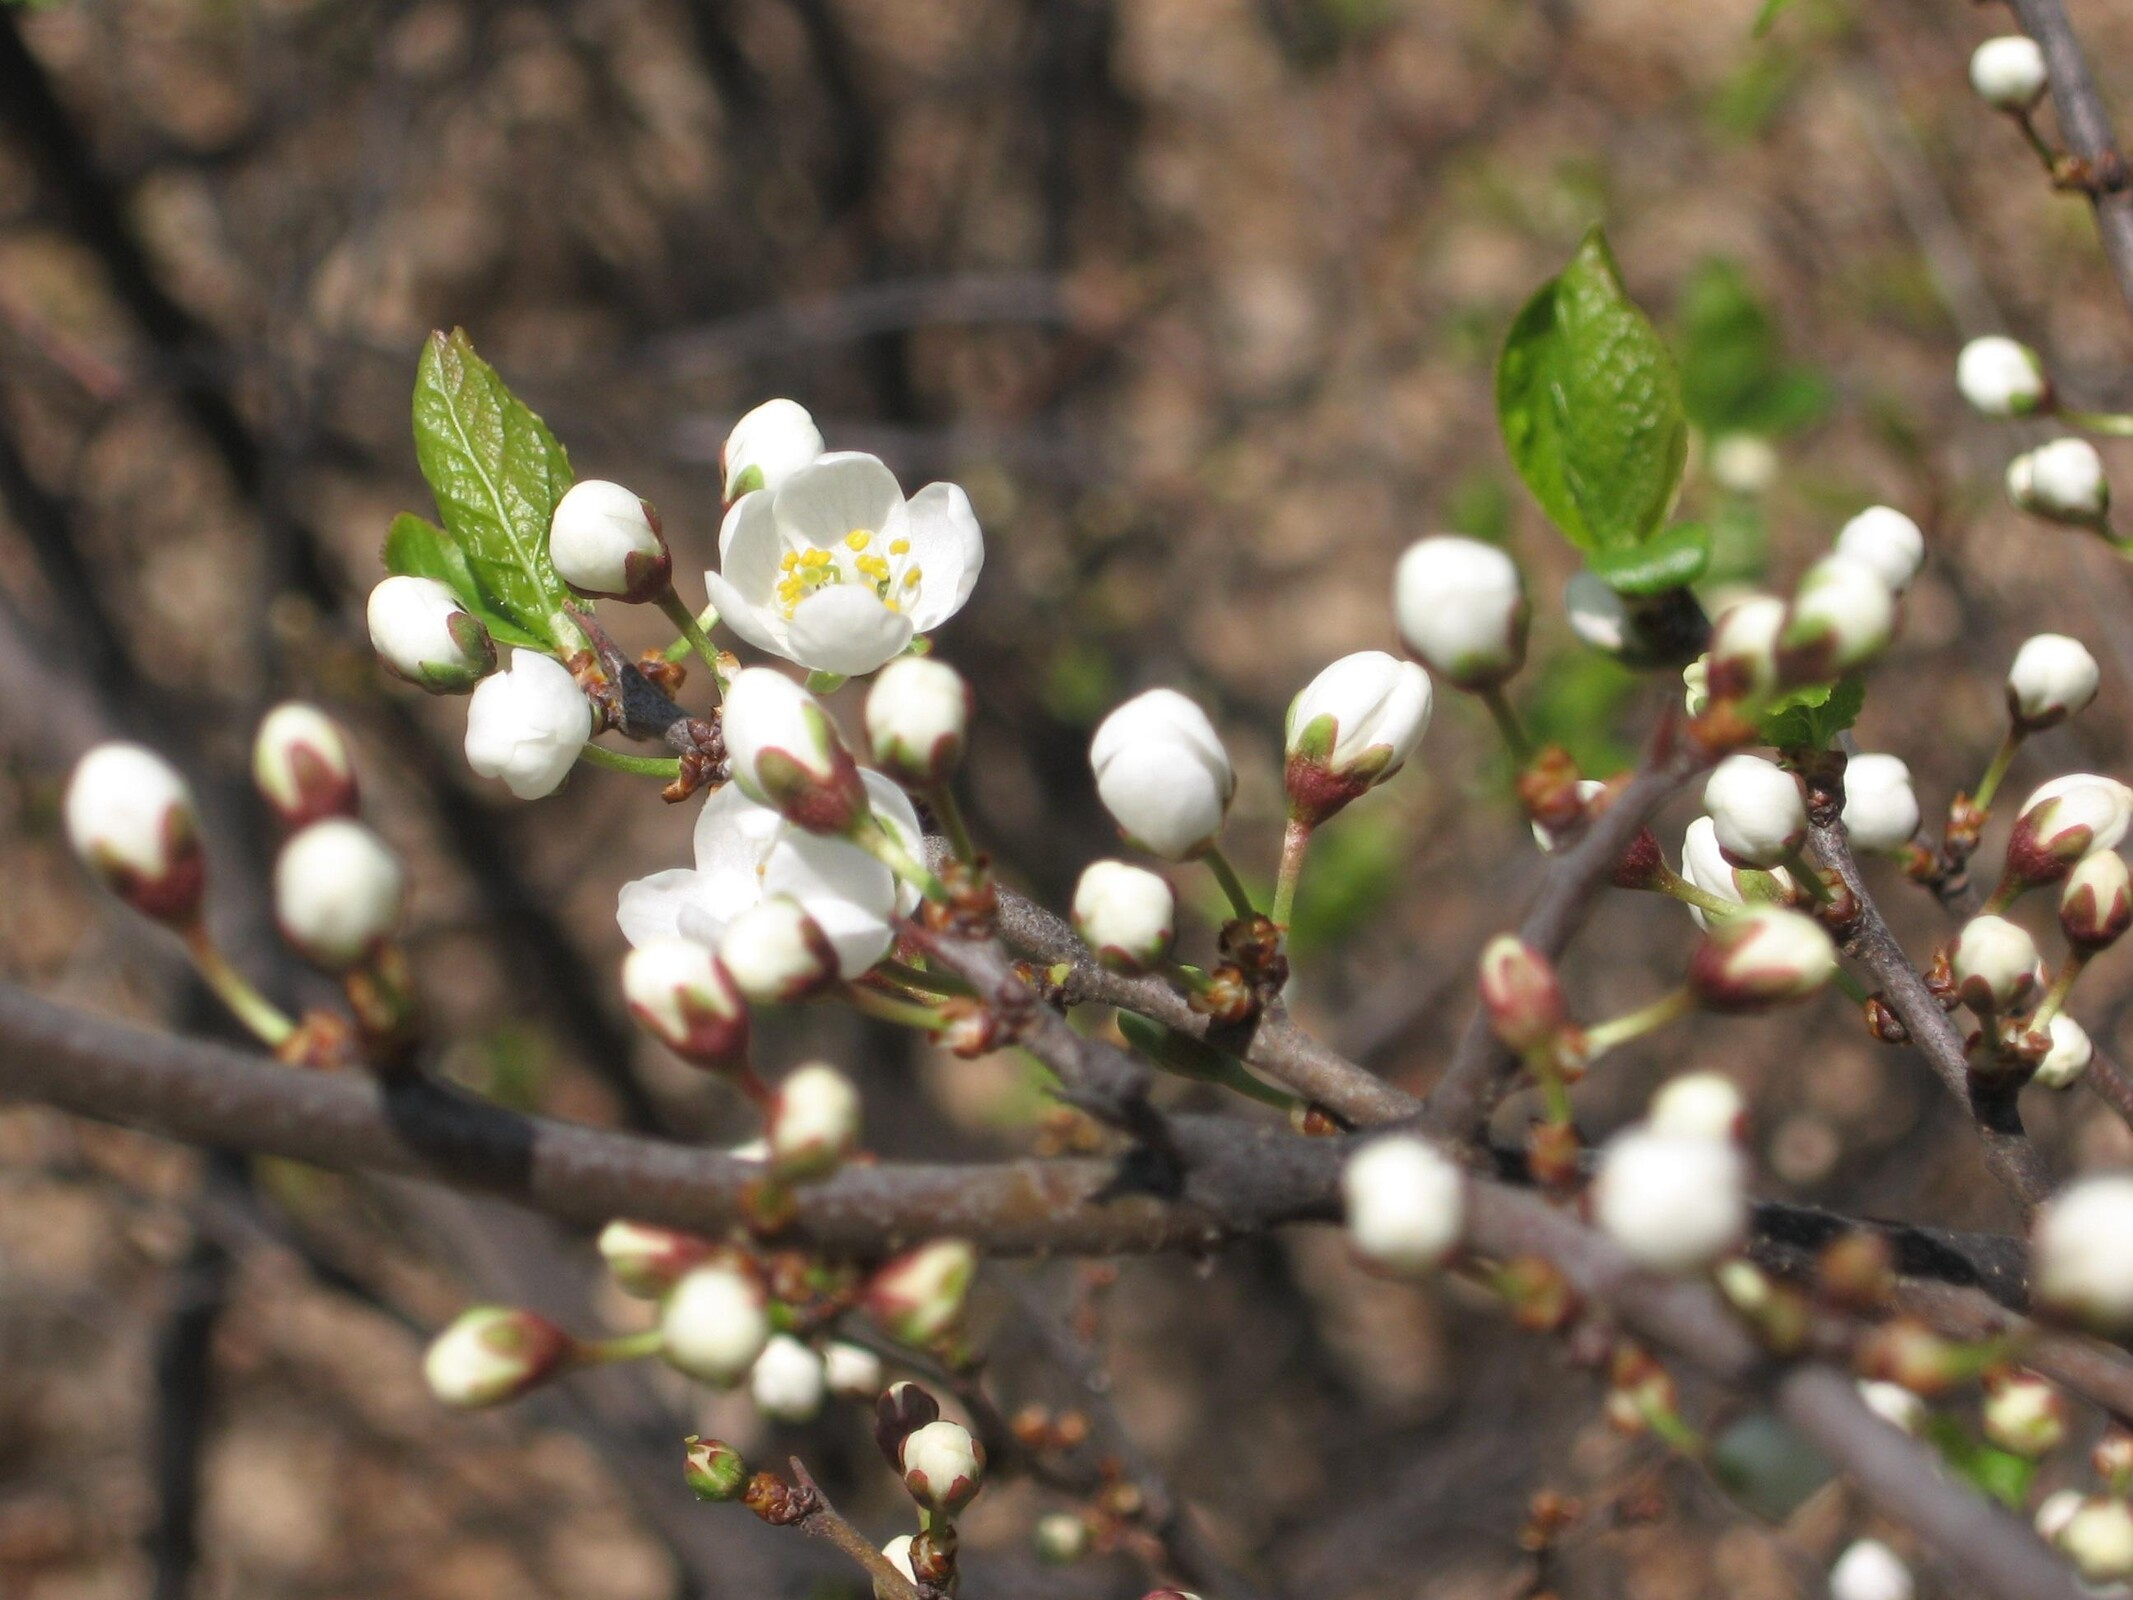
722;667;871;835
684;1437;748;1502
620;938;749;1070
1090;689;1236;860
423;1307;571;1409
1648;1073;1745;1143
2034;1175;2133;1328
617;770;923;976
464;649;593;799
64;742;204;925
704;451;983;676
1842;754;1920;853
1284;651;1432;824
1703;754;1807;869
1688;906;1837;1012
1983;1371;2067;1458
1072;860;1176;974
252;703;358;831
2005;774;2133;891
1951;915;2040;1013
1958;335;2049;417
900;1418;985;1517
1776;554;1894;682
721;398;824;502
1341;1136;1464;1277
549;479;670;603
1835;507;1926;597
661;1263;770;1386
1593;1128;1746;1273
822;1340;883;1399
366;574;496;694
750;1334;827;1423
2037;1488;2085;1544
1709;433;1779;496
1856;1380;1928;1436
2007;633;2100;731
1393;536;1528;689
2060;1498;2133;1583
767;1062;860;1180
1679;816;1794;931
597;1220;714;1299
882;1536;917;1584
864;1240;976;1346
1829;1539;1913;1600
2035;1013;2095;1089
2009;438;2111;526
718;897;839;1003
273;819;406;970
2062;849;2133;951
1477;936;1566;1056
1703;595;1785;703
1970;34;2048;110
865;655;971;788
1034;1511;1093;1566
874;1380;940;1464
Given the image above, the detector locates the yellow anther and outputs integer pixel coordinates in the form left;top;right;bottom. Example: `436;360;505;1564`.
800;548;832;569
889;538;911;556
884;597;901;614
902;567;922;588
845;529;872;552
779;551;799;571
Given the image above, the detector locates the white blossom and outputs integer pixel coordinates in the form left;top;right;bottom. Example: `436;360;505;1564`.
900;1418;985;1516
1648;1073;1744;1143
464;650;593;799
750;1334;828;1423
661;1263;771;1386
1709;433;1779;496
252;703;358;830
1704;754;1807;869
2006;633;2100;734
863;1239;976;1346
717;896;839;1003
549;478;670;602
822;1340;883;1399
1834;507;1925;596
1842;753;1921;853
1970;35;2048;110
273;819;405;970
1593;1129;1746;1273
1090;689;1236;860
721;667;869;834
1982;1372;2066;1458
1688;905;1837;1011
1680;815;1794;930
865;655;972;787
64;743;203;923
1286;651;1433;783
2060;1498;2133;1583
1957;335;2048;417
1393;536;1528;689
1341;1136;1464;1277
1951;914;2040;1013
1829;1538;1912;1600
2034;1175;2133;1328
1564;570;1632;655
423;1307;570;1409
1856;1380;1927;1436
2009;774;2133;888
722;398;824;501
366;575;496;694
1777;554;1894;680
767;1062;861;1180
620;938;749;1068
1071;860;1176;974
1704;594;1786;703
2008;437;2111;525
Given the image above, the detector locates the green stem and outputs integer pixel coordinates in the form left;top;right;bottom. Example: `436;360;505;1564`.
2029;953;2088;1034
1832;965;1870;1006
1778;845;1833;904
578;744;684;778
1971;728;2026;814
928;784;978;864
841;983;951;1033
1478;683;1532;764
1981;876;2024;916
856;818;949;903
2060;406;2133;438
2012;107;2065;177
873;957;967;998
656;588;728;689
1650;866;1745;920
1201;845;1258;922
184;927;295;1049
571;1329;666;1367
1582;986;1699;1059
1271;817;1313;929
1639;1396;1706;1460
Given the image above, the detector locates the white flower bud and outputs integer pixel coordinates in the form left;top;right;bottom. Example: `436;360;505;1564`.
548;479;671;602
1703;754;1807;868
1830;1538;1912;1600
273;819;405;970
1689;905;1837;1012
865;656;971;788
1648;1073;1745;1143
883;1536;917;1583
621;938;749;1069
723;667;870;835
1957;335;2049;417
718;896;840;1003
1970;34;2048;111
2008;633;2100;731
2060;1498;2133;1583
423;1306;571;1408
767;1062;860;1181
1285;651;1433;823
1982;1371;2067;1458
749;1334;827;1423
464;649;593;799
2008;438;2110;525
1777;554;1894;682
252;703;359;831
722;398;825;502
823;1339;883;1399
1071;860;1176;973
1478;936;1569;1055
1033;1510;1092;1565
2035;1013;2094;1088
1951;914;2040;1013
2037;1488;2085;1543
864;1239;976;1346
2035;1175;2133;1328
1842;753;1921;853
64;742;205;924
2062;849;2133;951
1856;1379;1927;1436
1393;535;1529;690
1090;689;1236;860
1709;433;1779;496
900;1418;985;1516
1680;815;1795;930
2007;774;2133;890
661;1263;770;1386
1593;1129;1746;1273
366;575;496;694
1564;570;1632;655
1834;506;1925;597
597;1220;714;1299
1683;656;1710;717
1341;1136;1464;1277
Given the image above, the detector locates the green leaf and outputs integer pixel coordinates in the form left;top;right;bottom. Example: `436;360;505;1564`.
381;513;550;650
1114;1013;1298;1112
1678;258;1831;438
412;329;575;649
1586;522;1711;596
1925;1417;2037;1511
1497;227;1689;555
1756;672;1864;751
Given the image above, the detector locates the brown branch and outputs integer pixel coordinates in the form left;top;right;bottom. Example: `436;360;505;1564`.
2008;0;2133;318
784;1459;923;1600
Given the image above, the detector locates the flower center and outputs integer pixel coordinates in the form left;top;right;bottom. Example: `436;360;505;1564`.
774;529;922;618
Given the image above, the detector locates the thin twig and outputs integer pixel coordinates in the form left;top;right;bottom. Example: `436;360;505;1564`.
785;1459;923;1600
2008;0;2133;317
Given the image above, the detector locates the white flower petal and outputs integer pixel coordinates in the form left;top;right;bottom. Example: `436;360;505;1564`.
717;491;783;594
618;869;710;947
900;482;985;632
786;585;915;676
704;570;795;661
773;452;907;549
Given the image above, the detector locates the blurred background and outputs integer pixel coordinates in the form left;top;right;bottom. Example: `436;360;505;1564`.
3;0;2133;1594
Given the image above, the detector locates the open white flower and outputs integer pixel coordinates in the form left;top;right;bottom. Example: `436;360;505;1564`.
616;769;922;976
704;452;983;677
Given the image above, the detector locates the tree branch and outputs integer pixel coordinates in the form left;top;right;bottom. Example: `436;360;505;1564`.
2008;0;2133;318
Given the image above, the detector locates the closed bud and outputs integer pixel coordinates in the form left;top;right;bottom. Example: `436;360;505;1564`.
1478;936;1567;1055
750;1334;827;1423
1981;1370;2067;1458
273;819;405;970
1970;34;2047;109
2005;774;2133;891
2095;1429;2133;1486
1856;1379;1928;1436
722;398;825;502
1829;1539;1913;1600
1341;1135;1464;1277
622;938;751;1069
1648;1072;1745;1142
1710;432;1779;495
423;1306;572;1408
2006;633;2101;734
1703;595;1785;703
767;1062;860;1181
865;656;971;788
64;743;205;925
1842;753;1921;853
1703;754;1807;869
684;1436;749;1502
549;479;671;603
1776;554;1894;683
2059;1498;2133;1584
367;575;496;694
252;703;358;830
1090;689;1236;860
2061;857;2132;960
1834;506;1926;597
1072;860;1176;973
1394;535;1529;689
2037;1488;2086;1543
660;1263;771;1386
1950;914;2040;1013
864;1240;976;1346
823;1340;883;1400
2035;1013;2094;1088
1958;335;2049;417
723;667;870;836
881;1535;918;1587
1689;906;1836;1012
464;650;594;799
1033;1511;1092;1566
1593;1128;1746;1273
2008;438;2111;526
2034;1175;2133;1328
874;1380;942;1467
597;1220;716;1298
1283;651;1433;824
1680;815;1795;931
719;896;840;1003
900;1418;985;1517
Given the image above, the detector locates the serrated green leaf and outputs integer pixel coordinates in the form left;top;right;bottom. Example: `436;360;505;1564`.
412;329;575;649
1497;228;1688;556
381;512;551;651
1756;673;1864;751
1587;523;1711;596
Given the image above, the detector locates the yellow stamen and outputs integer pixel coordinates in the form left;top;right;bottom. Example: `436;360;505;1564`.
902;567;922;588
779;551;798;571
889;538;910;555
800;548;832;569
845;529;872;552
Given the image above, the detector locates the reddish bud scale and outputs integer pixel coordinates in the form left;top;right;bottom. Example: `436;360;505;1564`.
626;985;751;1073
1283;750;1373;829
2065;876;2133;952
601;1222;719;1299
268;744;360;832
1516;746;1587;835
874;1381;942;1469
1610;827;1666;891
751;738;871;836
97;810;207;925
1479;938;1568;1055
